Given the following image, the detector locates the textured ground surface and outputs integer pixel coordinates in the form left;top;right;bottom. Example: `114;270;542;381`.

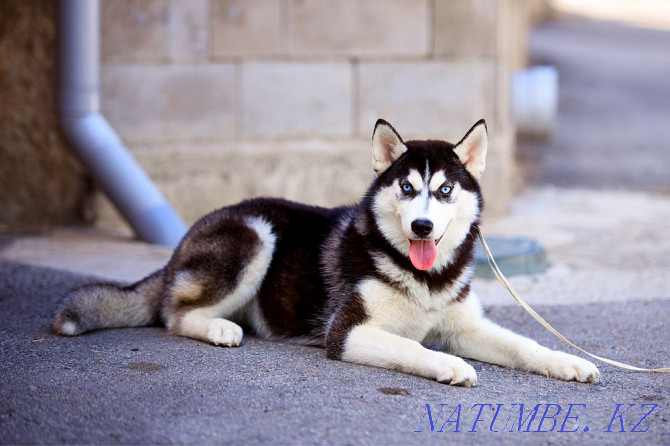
0;261;668;445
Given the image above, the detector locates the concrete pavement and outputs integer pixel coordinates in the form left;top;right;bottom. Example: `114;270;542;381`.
0;261;668;445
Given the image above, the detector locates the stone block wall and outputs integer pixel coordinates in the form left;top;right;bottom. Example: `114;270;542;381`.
97;0;534;232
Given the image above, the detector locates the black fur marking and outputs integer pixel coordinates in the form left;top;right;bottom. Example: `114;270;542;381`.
403;140;481;193
231;199;348;340
325;292;368;360
455;283;471;303
165;214;261;309
428;224;479;295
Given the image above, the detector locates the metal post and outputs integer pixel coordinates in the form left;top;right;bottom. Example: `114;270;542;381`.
58;0;186;246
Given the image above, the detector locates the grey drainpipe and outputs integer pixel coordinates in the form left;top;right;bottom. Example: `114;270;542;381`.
58;0;187;246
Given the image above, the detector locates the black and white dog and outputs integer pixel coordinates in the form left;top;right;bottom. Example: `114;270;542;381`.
53;120;600;386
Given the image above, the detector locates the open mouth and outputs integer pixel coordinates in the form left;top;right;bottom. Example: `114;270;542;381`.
408;236;442;271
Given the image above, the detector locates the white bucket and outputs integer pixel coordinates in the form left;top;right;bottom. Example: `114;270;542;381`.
512;66;559;137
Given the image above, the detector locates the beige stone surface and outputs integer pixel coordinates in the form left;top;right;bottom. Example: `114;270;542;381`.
479;130;516;217
94;141;372;232
501;0;534;72
93;0;520;221
494;0;530;131
211;0;285;57
101;0;170;64
287;0;429;57
242;62;353;137
91;126;511;236
0;228;171;283
433;0;498;57
101;64;236;143
170;0;209;63
358;61;497;140
476;187;670;306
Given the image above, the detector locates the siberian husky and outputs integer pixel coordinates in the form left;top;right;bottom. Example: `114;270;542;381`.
53;119;599;386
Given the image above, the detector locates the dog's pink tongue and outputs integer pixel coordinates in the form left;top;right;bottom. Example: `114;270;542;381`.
409;240;438;271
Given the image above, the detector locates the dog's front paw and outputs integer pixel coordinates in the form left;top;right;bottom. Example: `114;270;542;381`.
207;319;243;347
433;354;478;387
540;351;600;383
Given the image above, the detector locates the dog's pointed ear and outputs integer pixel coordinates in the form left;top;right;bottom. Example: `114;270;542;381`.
453;119;488;180
372;119;407;174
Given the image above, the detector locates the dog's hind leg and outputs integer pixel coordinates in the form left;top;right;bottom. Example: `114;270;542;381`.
162;216;276;346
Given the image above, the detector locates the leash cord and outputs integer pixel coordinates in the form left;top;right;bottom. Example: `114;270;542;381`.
477;229;670;373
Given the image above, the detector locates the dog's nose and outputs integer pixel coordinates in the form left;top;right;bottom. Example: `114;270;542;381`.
411;219;434;238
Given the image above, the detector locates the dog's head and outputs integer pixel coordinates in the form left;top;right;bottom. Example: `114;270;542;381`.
370;119;487;272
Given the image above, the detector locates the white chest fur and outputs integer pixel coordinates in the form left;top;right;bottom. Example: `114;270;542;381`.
357;263;472;343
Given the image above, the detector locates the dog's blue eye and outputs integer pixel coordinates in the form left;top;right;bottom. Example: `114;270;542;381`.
401;183;413;193
440;186;452;195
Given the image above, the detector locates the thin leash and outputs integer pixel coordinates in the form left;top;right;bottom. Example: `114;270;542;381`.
477;229;670;373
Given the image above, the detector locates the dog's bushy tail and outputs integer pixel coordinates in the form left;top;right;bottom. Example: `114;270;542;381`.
52;269;165;336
